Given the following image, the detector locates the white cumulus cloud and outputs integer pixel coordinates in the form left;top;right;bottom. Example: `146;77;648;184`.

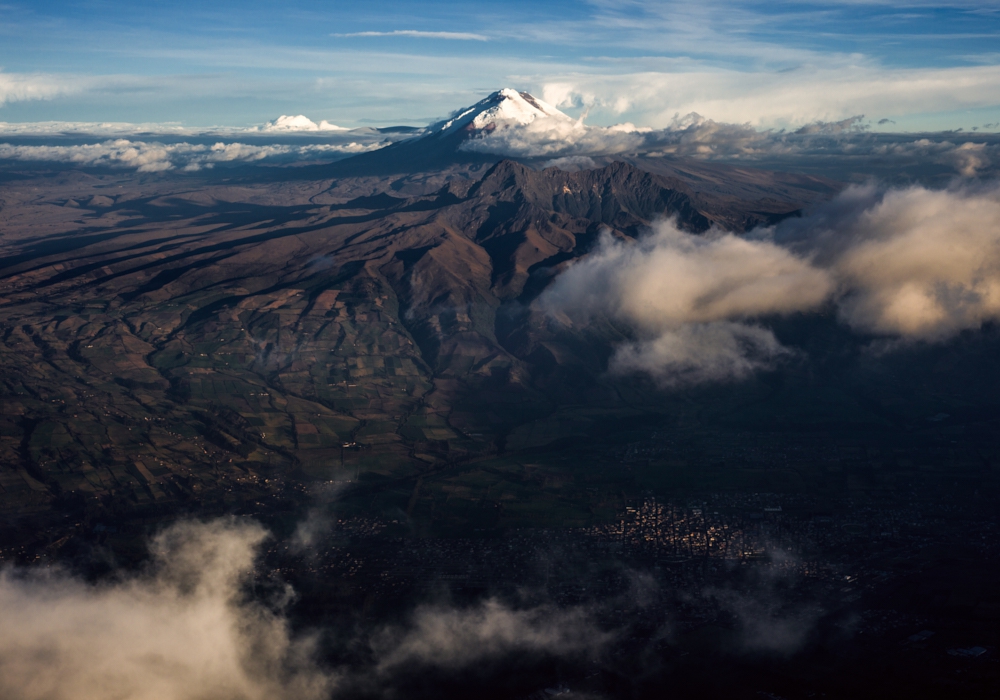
539;64;1000;131
781;183;1000;339
257;115;348;132
0;138;385;172
541;223;831;385
542;182;1000;384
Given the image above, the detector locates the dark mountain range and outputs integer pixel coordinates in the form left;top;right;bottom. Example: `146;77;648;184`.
0;151;840;493
2;91;986;515
1;147;994;495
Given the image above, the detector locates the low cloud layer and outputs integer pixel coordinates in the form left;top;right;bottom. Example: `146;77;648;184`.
0;120;387;138
542;182;1000;384
0;138;384;172
462;111;1000;179
3;102;998;180
0;519;332;700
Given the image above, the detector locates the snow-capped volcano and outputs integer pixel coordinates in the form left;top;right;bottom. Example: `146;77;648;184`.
432;88;570;135
258;115;347;132
324;89;575;175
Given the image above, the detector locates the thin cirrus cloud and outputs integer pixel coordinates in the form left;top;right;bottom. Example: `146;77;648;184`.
333;30;489;41
541;183;1000;385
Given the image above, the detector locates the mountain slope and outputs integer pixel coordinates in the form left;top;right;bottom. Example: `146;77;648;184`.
0;157;801;490
2;147;997;535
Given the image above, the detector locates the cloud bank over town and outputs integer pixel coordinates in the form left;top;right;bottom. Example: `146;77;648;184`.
0;519;613;699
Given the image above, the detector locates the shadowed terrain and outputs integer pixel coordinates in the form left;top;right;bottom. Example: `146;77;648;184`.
2;153;999;699
0;157;835;503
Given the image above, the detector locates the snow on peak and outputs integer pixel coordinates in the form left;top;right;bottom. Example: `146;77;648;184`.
434;89;570;134
260;115;347;132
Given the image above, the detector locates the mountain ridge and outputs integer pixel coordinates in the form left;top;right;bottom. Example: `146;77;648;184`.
0;153;822;487
314;89;842;223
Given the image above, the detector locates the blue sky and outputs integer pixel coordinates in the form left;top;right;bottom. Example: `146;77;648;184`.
2;1;1000;130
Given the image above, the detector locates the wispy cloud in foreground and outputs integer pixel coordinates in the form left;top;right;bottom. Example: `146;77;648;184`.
334;30;488;41
543;182;1000;384
373;599;610;673
0;518;612;699
698;548;824;657
0;519;332;700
